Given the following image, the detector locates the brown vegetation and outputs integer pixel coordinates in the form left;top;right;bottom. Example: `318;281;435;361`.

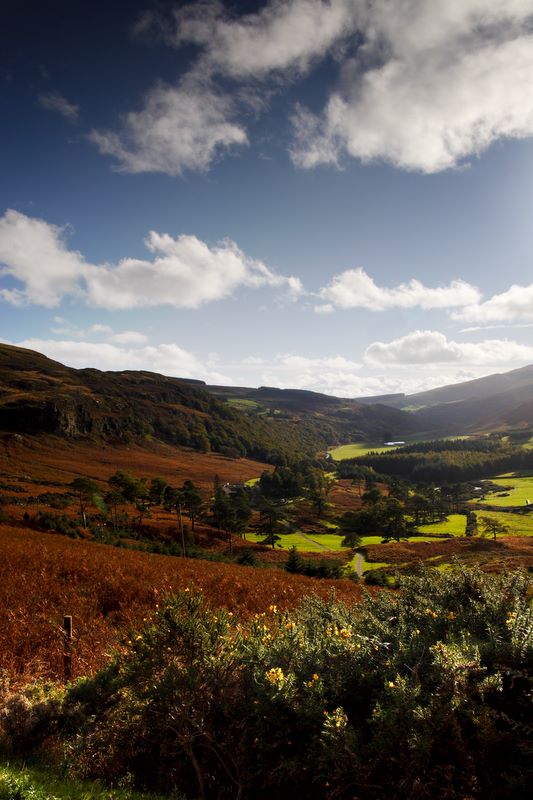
0;524;361;687
364;535;533;570
0;433;271;491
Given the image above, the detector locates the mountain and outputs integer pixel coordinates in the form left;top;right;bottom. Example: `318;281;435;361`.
358;363;533;435
0;344;419;463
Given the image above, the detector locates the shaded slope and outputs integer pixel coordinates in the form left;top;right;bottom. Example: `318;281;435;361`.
0;344;419;462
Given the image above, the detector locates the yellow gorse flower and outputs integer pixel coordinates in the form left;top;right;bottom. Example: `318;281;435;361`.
266;667;285;685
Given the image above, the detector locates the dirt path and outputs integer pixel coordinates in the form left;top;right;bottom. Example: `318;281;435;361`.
354;552;364;578
297;531;334;550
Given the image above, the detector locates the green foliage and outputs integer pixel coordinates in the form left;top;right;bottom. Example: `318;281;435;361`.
5;569;530;799
0;762;167;800
339;497;415;543
341;438;533;483
284;547;343;579
479;514;510;540
34;511;81;537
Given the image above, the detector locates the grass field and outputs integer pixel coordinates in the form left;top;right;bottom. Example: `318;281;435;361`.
417;514;467;537
329;443;398;460
246;531;345;552
225;398;259;410
469;476;533;508
246;532;438;552
418;510;533;537
329;436;468;461
473;509;533;536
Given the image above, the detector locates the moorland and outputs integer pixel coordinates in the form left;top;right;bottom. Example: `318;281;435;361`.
0;343;532;799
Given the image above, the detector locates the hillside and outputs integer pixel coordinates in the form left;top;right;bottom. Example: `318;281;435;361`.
352;363;533;435
0;344;420;463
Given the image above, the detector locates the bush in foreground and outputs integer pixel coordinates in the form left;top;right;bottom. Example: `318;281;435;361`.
1;568;532;799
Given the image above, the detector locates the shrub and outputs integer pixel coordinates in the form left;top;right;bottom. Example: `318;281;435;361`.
7;568;530;799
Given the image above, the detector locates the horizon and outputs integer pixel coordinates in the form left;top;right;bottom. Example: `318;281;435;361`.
2;1;533;397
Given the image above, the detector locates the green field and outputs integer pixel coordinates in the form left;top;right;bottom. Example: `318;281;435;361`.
469;476;533;508
472;509;533;536
247;531;439;553
417;514;467;537
246;531;344;552
329;442;399;460
225;398;259;410
330;436;470;461
419;509;533;537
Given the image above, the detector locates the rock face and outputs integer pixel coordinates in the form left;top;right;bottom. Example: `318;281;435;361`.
0;400;96;435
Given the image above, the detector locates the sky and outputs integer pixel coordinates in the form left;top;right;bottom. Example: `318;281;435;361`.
2;0;533;398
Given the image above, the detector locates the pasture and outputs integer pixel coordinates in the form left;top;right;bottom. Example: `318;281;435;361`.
329;442;399;460
469;475;533;508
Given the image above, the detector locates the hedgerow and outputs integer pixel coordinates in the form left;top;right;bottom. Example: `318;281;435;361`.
1;568;531;799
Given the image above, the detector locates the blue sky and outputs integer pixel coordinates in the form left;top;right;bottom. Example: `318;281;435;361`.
2;0;533;397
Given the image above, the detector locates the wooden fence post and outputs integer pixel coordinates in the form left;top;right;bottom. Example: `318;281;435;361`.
63;615;73;682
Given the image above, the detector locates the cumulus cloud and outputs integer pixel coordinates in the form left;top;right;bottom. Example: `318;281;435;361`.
97;1;533;176
317;268;480;312
0;210;86;306
89;80;247;175
364;329;533;366
452;283;533;324
291;0;533;173
236;352;364;396
159;0;357;78
7;337;230;384
0;209;300;309
234;351;492;398
38;91;79;122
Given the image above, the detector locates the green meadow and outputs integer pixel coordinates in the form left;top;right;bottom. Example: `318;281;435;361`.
418;509;533;537
472;509;533;536
469;475;533;507
329;442;399;460
417;514;467;537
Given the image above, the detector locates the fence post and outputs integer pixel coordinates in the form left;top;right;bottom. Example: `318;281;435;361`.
63;615;73;682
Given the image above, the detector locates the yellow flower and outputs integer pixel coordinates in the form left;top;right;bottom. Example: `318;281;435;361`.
313;673;319;681
388;681;396;688
266;667;285;685
447;611;456;620
269;604;278;614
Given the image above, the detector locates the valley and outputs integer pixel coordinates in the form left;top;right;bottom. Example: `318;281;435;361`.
0;345;532;800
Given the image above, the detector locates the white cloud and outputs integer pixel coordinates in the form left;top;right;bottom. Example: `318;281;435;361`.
317;267;480;311
234;351;492;397
89;80;247;175
8;337;230;384
0;210;86;307
101;1;533;177
0;210;300;309
165;0;357;78
38;91;79;122
89;323;114;335
85;229;302;310
364;329;533;366
452;283;533;324
237;352;364;396
291;0;533;173
110;330;149;345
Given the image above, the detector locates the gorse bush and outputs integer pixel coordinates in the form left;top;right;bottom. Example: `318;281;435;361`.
2;568;532;799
